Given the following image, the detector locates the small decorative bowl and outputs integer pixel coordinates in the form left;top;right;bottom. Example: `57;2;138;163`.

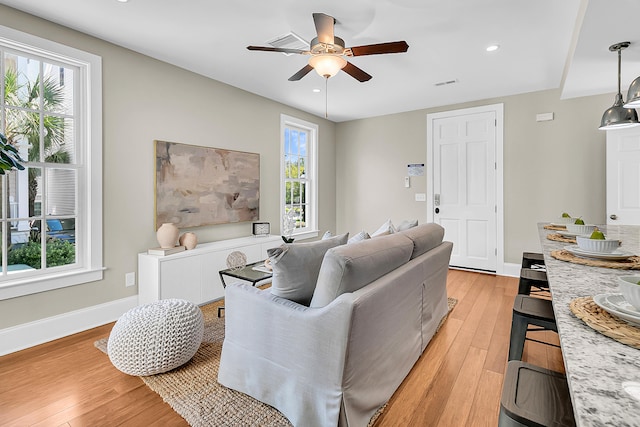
566;223;596;235
575;235;620;253
554;217;575;225
618;276;640;311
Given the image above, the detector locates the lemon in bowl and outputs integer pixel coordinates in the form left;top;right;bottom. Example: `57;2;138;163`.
554;212;575;225
576;234;620;253
566;220;596;236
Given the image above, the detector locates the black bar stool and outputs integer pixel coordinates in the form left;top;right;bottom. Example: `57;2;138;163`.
509;294;558;361
518;268;550;297
521;252;545;270
499;361;576;427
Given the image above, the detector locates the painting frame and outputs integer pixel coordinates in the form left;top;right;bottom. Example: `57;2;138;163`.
154;140;260;229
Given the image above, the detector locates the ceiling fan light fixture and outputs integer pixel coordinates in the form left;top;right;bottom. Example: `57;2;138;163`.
309;54;347;78
599;41;640;130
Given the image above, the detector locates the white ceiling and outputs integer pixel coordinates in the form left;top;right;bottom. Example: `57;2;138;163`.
1;0;640;122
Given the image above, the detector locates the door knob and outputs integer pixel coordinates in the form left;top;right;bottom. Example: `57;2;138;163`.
610;214;618;220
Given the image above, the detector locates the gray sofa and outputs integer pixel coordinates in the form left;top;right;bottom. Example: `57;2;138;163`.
218;223;453;427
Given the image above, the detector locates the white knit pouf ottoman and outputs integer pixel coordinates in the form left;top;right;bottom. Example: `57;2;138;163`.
107;298;204;376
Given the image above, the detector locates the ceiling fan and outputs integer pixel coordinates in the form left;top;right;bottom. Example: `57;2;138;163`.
247;12;409;82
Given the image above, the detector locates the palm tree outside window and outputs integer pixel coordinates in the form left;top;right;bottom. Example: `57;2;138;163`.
2;52;77;272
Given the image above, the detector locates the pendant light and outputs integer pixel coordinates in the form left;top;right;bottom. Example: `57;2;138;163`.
625;76;640;108
599;42;640;130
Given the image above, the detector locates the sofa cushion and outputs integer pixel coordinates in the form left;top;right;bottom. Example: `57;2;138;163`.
268;233;348;305
400;223;445;259
310;233;413;308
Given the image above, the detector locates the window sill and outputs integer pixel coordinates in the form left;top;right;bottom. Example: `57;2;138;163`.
0;267;105;300
290;230;319;241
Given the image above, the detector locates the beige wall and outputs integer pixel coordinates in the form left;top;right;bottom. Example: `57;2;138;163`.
336;89;613;264
0;5;337;328
0;5;617;331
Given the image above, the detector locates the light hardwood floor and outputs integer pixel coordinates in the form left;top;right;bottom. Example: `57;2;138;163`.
0;270;564;426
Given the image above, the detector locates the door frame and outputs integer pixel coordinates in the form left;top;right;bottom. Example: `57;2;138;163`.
606;126;640;225
426;103;505;275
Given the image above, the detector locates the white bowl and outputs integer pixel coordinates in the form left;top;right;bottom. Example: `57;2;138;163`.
565;223;596;235
554;216;575;225
618;276;640;311
575;235;620;253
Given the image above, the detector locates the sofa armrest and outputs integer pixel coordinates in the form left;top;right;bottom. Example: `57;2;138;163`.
218;282;355;426
222;283;354;360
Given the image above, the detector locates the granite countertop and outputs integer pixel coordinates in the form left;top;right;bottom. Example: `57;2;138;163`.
538;223;640;427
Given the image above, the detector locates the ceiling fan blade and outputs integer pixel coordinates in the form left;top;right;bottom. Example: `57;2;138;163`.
342;61;372;82
350;41;409;56
247;46;307;55
288;64;314;81
313;13;335;45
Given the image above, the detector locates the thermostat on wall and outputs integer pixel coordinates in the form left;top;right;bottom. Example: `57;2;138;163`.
536;112;554;122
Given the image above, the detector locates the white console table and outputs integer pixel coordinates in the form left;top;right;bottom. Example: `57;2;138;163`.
138;235;282;306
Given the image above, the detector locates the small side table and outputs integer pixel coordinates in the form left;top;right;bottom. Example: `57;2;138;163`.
218;260;273;317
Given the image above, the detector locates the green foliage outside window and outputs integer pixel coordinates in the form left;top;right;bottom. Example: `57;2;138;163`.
4;66;69;216
8;239;75;269
284;158;307;228
0;131;25;174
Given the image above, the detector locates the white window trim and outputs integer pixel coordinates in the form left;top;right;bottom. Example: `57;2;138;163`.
0;25;103;300
280;114;318;237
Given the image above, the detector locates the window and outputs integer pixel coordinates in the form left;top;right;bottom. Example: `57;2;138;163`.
0;25;103;300
280;115;318;237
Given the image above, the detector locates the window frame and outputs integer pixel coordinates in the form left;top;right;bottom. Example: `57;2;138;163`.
0;25;103;300
280;114;318;238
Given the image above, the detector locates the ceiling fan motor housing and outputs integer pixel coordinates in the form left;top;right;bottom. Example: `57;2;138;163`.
310;36;346;55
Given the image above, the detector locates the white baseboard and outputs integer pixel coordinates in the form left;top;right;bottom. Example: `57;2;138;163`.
0;295;138;356
501;262;521;278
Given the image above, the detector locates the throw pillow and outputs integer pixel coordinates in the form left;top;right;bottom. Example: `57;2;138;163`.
347;230;370;244
371;219;396;237
396;219;418;231
322;230;333;239
268;233;348;305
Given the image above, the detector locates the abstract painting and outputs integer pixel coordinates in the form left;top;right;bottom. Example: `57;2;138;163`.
155;140;260;228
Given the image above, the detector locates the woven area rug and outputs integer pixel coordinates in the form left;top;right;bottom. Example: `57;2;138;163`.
95;297;457;426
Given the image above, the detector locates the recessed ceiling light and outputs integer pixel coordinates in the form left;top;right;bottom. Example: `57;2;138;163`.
312;88;321;93
117;0;129;3
486;44;500;52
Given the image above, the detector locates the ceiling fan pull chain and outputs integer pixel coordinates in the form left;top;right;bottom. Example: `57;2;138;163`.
325;76;328;119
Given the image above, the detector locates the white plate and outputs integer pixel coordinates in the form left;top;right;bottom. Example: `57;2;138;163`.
593;293;640;326
605;293;640;316
564;245;634;261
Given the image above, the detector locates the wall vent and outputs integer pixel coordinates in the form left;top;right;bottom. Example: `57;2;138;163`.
434;79;458;87
267;32;308;55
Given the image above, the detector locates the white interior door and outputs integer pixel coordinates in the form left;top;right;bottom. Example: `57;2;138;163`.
607;127;640;225
428;107;499;272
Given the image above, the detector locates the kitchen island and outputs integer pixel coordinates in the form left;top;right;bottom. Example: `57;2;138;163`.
538;223;640;426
